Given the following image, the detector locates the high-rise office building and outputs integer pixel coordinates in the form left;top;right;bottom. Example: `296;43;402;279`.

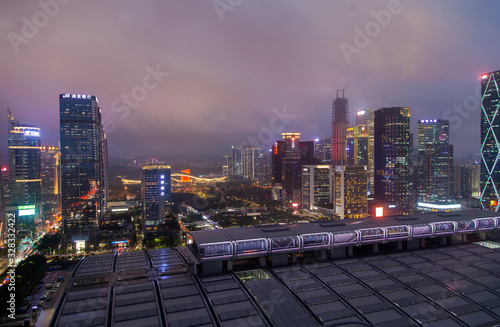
0;155;5;246
456;163;480;199
223;155;232;179
334;165;367;219
8;109;41;224
142;164;171;235
374;107;411;215
40;146;61;218
257;151;272;184
417;119;454;203
314;138;331;163
1;166;8;207
243;146;260;181
302;165;332;210
331;92;349;165
231;145;244;180
60;93;106;250
355;109;375;195
272;133;319;207
480;70;500;211
346;125;368;167
101;130;109;215
222;155;229;178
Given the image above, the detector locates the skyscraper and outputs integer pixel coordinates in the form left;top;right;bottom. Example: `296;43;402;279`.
314;138;331;163
272;133;318;207
480;70;500;211
102;130;109;215
346;125;368;167
374;107;411;215
8;109;42;224
302;165;332;210
1;166;8;208
0;155;5;246
60;93;106;250
142;164;171;235
231;145;243;181
222;155;230;178
243;146;260;181
331;91;349;165
334;165;367;219
272;133;302;205
355;109;375;195
417;119;454;203
40;146;61;217
257;151;272;184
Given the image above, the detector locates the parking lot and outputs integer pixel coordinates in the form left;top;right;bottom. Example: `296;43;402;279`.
29;269;68;313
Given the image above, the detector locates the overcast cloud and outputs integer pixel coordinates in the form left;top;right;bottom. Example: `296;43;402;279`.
1;0;499;163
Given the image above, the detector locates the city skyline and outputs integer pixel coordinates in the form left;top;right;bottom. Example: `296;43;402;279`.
1;1;500;163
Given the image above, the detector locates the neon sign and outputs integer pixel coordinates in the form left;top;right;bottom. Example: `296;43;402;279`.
24;130;40;137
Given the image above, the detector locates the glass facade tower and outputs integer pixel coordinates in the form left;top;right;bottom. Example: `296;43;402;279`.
417;119;453;203
374;107;411;215
142;164;171;235
480;70;500;210
8;109;41;224
59;93;105;250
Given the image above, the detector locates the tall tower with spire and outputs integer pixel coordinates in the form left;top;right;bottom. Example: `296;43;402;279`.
331;87;349;165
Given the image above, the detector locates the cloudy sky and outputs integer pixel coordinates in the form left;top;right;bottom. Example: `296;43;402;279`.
1;0;499;163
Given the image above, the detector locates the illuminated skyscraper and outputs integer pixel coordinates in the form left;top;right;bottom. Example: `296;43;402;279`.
374;107;411;215
8;108;41;224
243;146;260;181
222;155;230;178
302;165;332;210
346;125;368;167
40;146;61;217
314;138;331;163
142;164;171;235
231;145;243;180
355;109;375;195
272;133;318;207
334;165;367;219
60;93;106;250
0;155;5;245
480;70;500;211
331;91;349;165
417;119;453;203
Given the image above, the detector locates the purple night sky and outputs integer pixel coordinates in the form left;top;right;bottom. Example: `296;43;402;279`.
1;0;499;163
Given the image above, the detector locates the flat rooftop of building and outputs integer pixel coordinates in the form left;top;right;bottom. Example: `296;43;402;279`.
188;209;500;244
48;239;500;327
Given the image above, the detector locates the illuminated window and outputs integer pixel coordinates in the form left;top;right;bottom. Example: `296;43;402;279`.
160;175;165;179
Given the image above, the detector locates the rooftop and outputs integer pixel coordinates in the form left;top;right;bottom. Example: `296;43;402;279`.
48;241;500;327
